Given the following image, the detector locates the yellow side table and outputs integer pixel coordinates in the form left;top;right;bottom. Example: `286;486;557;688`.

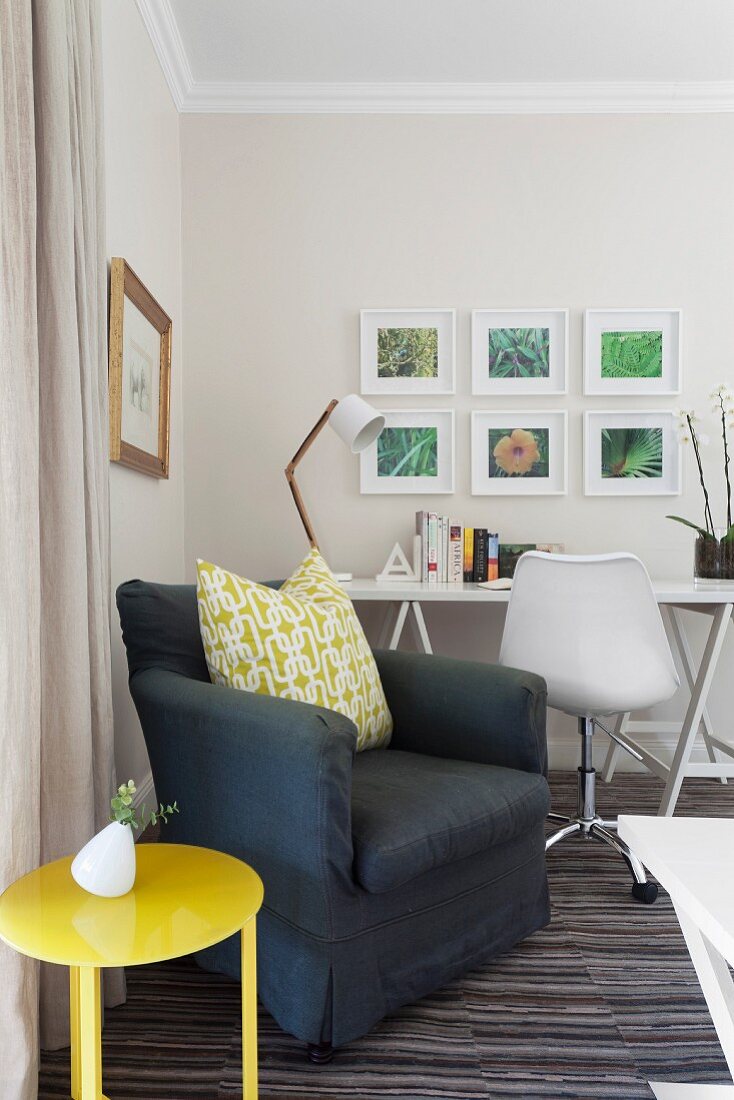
0;843;263;1100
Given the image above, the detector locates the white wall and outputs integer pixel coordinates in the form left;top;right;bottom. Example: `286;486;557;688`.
102;0;184;788
180;113;734;767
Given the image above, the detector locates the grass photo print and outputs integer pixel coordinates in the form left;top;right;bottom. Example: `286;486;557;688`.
361;409;454;494
377;426;438;478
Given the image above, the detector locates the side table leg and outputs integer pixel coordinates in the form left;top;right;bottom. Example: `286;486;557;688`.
78;966;103;1100
241;918;258;1100
70;966;81;1100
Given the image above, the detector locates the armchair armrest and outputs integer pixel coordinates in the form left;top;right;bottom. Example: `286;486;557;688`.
129;669;357;935
375;649;547;776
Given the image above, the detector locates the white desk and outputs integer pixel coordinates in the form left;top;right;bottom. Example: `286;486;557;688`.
346;579;734;816
618;816;734;1098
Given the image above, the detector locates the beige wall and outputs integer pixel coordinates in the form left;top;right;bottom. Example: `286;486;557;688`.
102;0;184;789
180;113;734;766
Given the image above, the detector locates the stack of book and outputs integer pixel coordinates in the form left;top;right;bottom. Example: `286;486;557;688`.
415;512;500;584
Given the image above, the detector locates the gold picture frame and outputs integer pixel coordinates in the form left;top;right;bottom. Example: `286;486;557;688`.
108;257;171;478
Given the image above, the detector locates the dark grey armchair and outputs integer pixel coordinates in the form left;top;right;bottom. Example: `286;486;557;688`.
117;579;551;1060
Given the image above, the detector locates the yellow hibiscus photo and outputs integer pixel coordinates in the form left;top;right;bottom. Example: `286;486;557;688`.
488;427;550;479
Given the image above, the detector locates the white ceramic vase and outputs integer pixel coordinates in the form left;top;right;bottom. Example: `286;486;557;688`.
71;821;136;898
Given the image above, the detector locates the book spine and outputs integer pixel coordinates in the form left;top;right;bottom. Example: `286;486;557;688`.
428;512;438;583
449;522;463;583
487;532;500;581
473;529;488;583
463;527;474;583
442;516;449;583
416;510;428;581
436;515;442;584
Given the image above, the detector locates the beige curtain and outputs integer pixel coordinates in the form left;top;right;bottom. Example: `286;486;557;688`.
1;1;123;1095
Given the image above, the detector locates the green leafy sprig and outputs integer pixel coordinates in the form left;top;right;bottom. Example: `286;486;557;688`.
110;780;179;832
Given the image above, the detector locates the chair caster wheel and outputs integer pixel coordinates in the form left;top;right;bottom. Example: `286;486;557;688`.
631;881;658;904
307;1042;334;1064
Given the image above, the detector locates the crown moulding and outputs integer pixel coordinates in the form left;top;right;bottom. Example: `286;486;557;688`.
136;2;734;115
181;80;734;115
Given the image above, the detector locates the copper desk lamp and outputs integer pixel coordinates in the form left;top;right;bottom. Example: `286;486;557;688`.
285;394;385;550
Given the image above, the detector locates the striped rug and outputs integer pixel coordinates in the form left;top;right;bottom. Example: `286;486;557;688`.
38;773;734;1099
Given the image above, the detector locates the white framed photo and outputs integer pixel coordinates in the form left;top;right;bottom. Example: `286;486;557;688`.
584;308;682;395
361;409;454;494
471;308;568;395
584;410;681;496
471;410;567;496
360;308;455;395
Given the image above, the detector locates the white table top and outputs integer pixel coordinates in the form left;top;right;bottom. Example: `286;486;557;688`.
618;816;734;966
344;578;734;604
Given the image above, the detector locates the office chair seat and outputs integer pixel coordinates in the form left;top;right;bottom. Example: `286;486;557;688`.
500;552;680;903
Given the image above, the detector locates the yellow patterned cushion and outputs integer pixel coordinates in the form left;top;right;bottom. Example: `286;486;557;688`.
196;549;392;751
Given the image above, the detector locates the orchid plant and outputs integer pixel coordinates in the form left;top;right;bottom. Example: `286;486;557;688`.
110;779;179;832
668;385;734;542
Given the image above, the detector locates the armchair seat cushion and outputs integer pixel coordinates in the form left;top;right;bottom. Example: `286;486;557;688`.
351;749;550;894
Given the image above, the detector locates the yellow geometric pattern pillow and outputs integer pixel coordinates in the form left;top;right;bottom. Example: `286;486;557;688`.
196;548;392;752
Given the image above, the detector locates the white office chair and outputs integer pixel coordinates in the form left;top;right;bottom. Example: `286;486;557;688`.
500;552;680;904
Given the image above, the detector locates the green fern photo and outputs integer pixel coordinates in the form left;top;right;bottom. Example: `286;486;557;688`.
377;426;438;478
600;330;663;379
377;327;438;379
601;427;663;479
487;327;550;379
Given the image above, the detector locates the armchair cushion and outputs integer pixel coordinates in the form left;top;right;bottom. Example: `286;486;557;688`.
351;748;550;894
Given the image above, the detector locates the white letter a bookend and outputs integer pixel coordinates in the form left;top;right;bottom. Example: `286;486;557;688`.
376;539;420;583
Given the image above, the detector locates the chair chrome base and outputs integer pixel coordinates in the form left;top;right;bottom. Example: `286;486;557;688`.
545;717;658;904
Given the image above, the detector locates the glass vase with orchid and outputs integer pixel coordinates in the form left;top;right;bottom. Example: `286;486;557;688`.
668;385;734;583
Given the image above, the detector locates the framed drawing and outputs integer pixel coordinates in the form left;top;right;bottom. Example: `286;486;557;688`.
360;308;455;395
471;308;568;395
584;308;682;395
360;409;454;494
584;410;681;495
471;410;567;495
108;257;172;477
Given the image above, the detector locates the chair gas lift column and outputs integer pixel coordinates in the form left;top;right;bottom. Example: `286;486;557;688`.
500;552;680;904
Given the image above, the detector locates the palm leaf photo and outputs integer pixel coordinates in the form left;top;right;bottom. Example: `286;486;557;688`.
601;427;663;479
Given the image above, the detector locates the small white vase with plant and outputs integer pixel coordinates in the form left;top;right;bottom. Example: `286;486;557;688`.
71;780;179;898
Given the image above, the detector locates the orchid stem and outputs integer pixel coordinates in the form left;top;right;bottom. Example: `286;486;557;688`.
717;393;732;530
688;414;714;535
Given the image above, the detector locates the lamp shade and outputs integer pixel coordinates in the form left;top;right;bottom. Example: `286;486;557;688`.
329;394;385;453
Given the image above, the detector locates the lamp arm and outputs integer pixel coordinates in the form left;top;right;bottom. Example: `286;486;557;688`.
284;399;338;550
